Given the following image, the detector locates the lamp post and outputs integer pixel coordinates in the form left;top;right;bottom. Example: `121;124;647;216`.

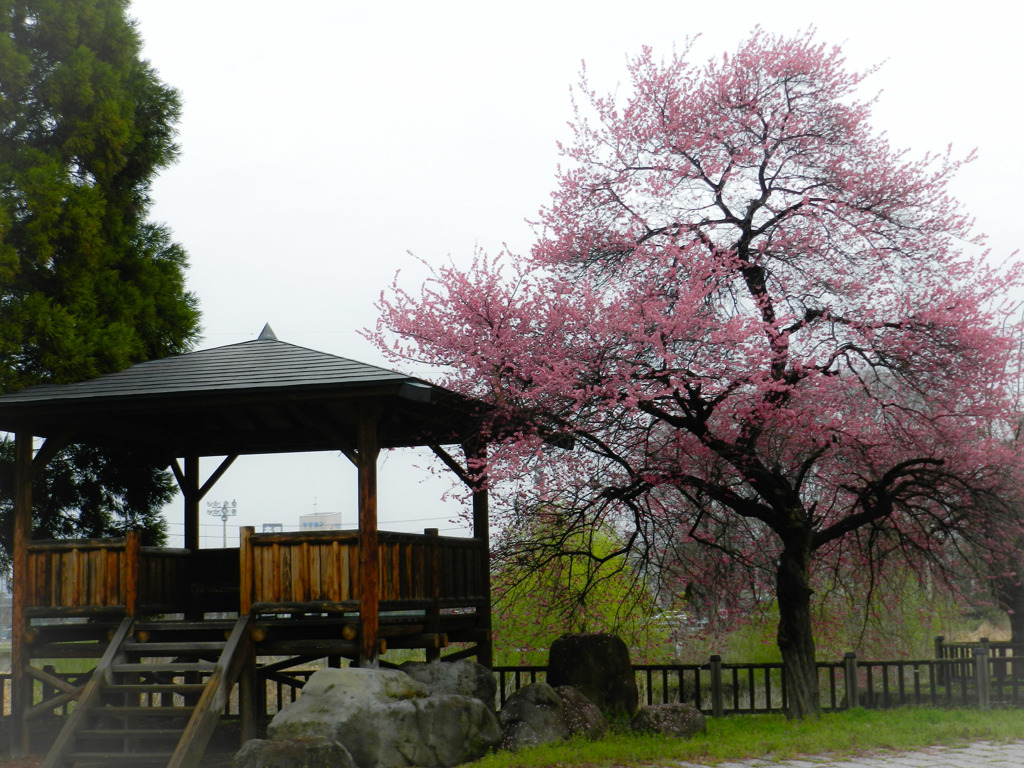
206;499;238;547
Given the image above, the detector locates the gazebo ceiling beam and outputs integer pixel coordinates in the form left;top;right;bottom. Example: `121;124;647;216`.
30;425;79;480
170;454;239;502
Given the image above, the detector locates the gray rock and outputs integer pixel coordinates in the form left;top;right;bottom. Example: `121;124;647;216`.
554;685;606;739
547;633;639;718
232;738;357;768
344;695;501;768
267;667;500;768
497;682;569;751
630;703;707;738
268;667;429;743
400;658;498;711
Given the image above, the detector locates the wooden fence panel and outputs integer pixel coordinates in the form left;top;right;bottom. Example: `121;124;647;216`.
240;529;486;612
25;538;132;615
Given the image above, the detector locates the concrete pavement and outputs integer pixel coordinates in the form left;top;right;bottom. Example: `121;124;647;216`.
671;740;1024;767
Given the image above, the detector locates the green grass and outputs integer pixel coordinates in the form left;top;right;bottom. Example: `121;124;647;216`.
473;708;1024;767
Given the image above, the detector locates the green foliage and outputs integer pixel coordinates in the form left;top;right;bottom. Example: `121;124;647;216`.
491;519;672;665
472;709;1024;768
0;0;199;557
0;0;199;389
810;567;967;660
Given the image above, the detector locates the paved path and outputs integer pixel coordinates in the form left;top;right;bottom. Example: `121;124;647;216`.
671;740;1024;767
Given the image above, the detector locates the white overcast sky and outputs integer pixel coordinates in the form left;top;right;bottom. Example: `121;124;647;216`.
125;0;1024;546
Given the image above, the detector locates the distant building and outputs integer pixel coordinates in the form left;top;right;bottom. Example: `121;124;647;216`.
299;511;343;531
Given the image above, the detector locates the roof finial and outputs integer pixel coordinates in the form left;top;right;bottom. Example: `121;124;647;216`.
258;323;278;340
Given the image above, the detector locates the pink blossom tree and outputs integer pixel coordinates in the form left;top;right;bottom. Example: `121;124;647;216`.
373;29;1023;717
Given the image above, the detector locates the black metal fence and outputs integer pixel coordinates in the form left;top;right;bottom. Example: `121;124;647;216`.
6;638;1021;719
496;643;1024;714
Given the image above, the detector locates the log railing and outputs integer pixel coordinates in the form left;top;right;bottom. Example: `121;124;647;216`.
24;532;141;617
24;528;487;618
24;532;197;617
239;527;488;614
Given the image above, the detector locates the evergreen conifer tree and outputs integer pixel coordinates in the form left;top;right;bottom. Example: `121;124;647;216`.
0;0;200;562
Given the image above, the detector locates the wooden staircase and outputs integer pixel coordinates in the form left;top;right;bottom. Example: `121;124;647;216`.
42;615;253;768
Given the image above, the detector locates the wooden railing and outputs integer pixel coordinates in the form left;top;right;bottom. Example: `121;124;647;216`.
239;528;488;614
25;533;216;617
23;527;486;624
25;533;141;617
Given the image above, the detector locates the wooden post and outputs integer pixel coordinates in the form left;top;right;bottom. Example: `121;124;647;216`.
183;456;200;551
974;645;991;709
239;526;254;615
425;528;441;662
124;529;141;618
239;639;258;743
843;652;859;709
709;655;724;717
466;442;493;667
357;414;380;668
934;636;946;686
11;430;32;757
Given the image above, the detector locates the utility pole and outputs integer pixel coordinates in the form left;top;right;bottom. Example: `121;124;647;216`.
206;499;238;547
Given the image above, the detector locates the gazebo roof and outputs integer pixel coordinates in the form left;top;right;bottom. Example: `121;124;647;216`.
0;326;486;458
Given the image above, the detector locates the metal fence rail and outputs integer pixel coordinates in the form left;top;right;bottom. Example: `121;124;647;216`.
5;644;1022;720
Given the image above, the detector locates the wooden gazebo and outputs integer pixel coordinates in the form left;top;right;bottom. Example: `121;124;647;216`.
0;326;495;766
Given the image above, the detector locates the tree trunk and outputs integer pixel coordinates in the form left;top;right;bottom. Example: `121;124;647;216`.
776;528;820;719
996;576;1024;646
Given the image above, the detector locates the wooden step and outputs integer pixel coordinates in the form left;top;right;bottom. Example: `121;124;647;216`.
77;727;183;739
134;619;236;632
105;682;207;693
65;750;172;764
112;661;216;674
122;641;226;654
89;704;196;718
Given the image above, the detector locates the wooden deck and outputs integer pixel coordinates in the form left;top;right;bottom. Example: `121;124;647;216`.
22;528;489;656
18;527;491;765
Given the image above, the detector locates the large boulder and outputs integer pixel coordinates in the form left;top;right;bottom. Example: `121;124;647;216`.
233;738;357;768
266;667;501;768
497;682;569;751
630;703;706;738
554;685;606;739
400;659;498;711
268;668;428;743
547;633;638;718
342;695;502;768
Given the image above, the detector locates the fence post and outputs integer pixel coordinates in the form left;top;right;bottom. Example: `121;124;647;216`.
974;645;990;710
934;636;946;686
709;655;724;717
844;652;859;709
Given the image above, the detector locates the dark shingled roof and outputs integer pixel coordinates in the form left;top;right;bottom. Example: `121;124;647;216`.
0;328;486;457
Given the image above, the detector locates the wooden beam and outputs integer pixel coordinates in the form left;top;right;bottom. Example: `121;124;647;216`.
172;455;238;551
11;430;32;757
198;455;238;498
182;456;200;551
429;444;470;486
357;412;380;668
462;442;490;543
464;442;493;667
30;426;77;481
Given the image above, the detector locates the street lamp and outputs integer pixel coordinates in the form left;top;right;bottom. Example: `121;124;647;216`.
206;499;238;547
